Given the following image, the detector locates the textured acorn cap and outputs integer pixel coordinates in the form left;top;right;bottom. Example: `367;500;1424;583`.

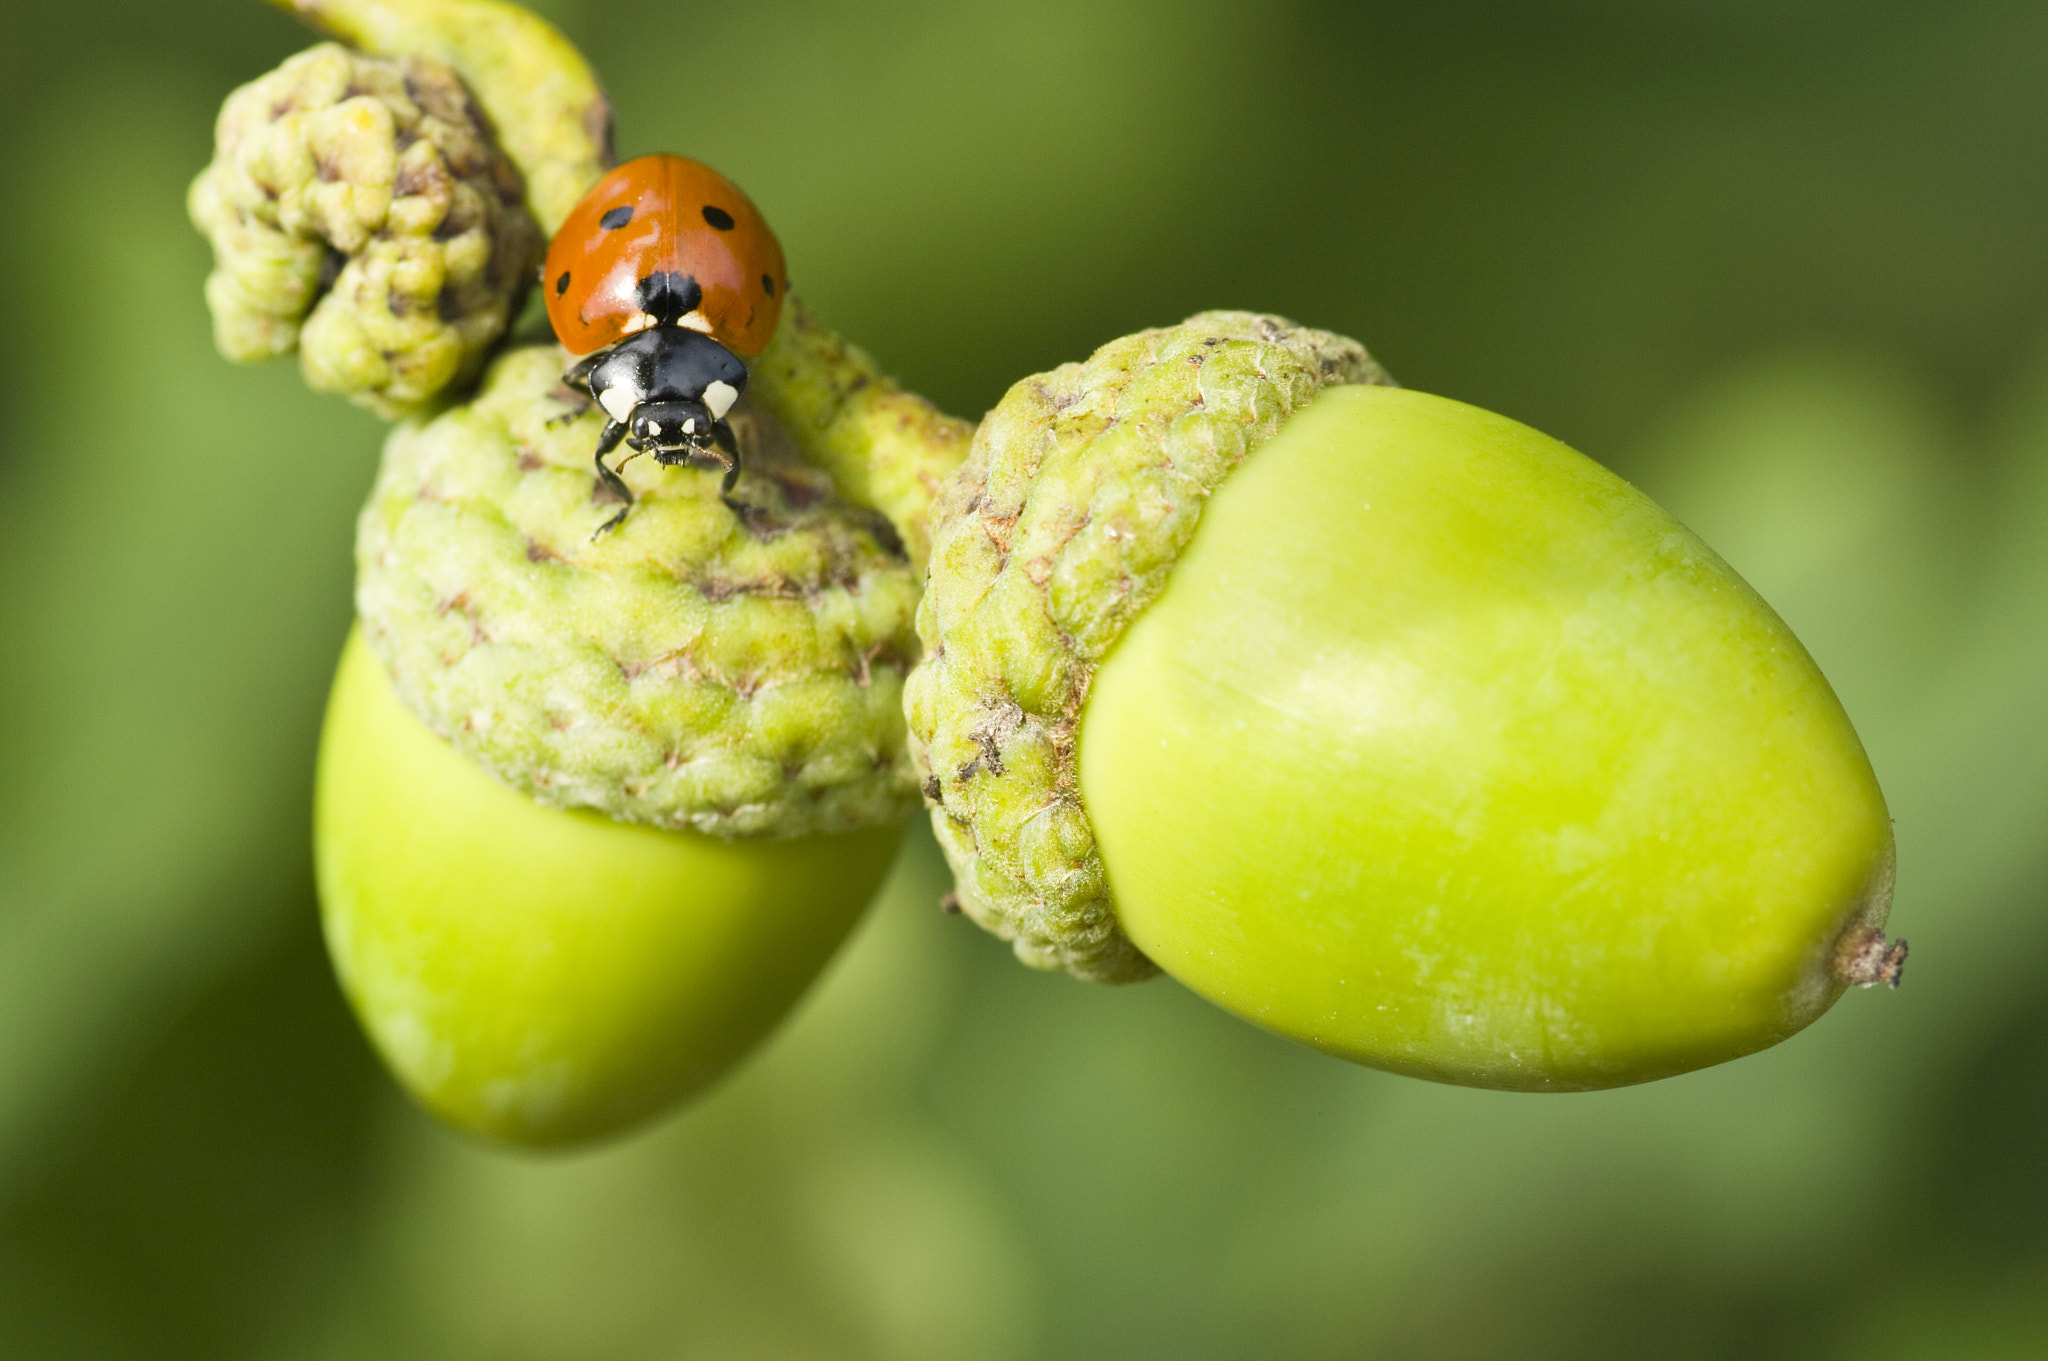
189;42;543;416
358;344;931;839
904;312;1394;982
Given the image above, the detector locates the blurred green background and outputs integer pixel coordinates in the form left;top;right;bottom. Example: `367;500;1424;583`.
2;0;2046;1356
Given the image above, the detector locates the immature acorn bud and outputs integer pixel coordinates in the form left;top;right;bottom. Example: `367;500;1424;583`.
188;42;543;415
906;313;1901;1090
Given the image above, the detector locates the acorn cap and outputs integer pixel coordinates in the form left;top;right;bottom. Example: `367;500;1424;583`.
905;312;1393;982
358;344;929;839
188;43;543;416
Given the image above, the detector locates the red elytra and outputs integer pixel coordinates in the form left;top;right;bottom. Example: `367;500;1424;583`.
543;154;787;359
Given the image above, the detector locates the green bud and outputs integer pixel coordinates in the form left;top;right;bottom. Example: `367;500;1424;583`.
316;629;901;1146
188;42;544;415
907;315;1901;1088
259;0;613;236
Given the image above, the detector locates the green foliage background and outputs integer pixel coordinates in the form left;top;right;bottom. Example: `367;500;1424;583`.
2;0;2046;1356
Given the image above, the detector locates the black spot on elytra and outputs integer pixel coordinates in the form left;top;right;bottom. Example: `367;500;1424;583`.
701;205;735;230
554;271;571;296
599;205;634;230
635;271;703;323
762;273;776;296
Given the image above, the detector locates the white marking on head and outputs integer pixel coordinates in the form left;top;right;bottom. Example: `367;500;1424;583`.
598;386;636;422
682;417;697;433
702;380;739;420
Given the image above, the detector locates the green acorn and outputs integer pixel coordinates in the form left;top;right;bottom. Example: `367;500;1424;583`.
317;321;963;1144
905;312;1902;1090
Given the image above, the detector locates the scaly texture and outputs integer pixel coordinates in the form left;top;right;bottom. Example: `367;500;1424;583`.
904;312;1393;981
189;43;543;416
358;345;924;839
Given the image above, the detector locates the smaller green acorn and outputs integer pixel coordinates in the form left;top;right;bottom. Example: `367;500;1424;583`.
312;324;964;1143
317;304;966;1143
906;312;1903;1091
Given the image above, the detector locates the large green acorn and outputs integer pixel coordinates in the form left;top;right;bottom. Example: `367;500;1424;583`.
906;312;1902;1091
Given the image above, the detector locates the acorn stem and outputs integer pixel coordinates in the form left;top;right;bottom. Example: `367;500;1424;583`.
1834;925;1909;989
748;300;976;573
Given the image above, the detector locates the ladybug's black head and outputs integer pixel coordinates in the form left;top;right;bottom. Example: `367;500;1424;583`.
628;399;716;458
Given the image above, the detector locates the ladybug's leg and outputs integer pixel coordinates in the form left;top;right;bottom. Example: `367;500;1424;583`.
590;419;635;538
711;419;747;512
550;354;603;427
562;351;603;397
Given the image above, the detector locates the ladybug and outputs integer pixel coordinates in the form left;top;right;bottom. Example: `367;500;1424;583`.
543;154;788;534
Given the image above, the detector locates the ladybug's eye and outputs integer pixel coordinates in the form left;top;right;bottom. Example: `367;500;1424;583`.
762;274;776;297
554;271;571;296
701;206;735;230
599;206;634;230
